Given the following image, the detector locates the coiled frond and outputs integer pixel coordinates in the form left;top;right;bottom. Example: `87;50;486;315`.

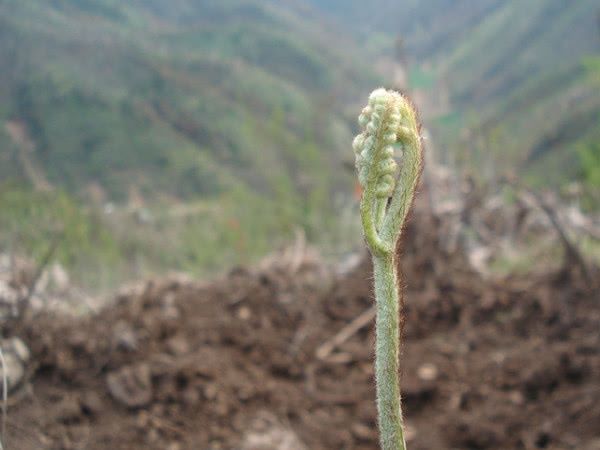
354;88;423;257
354;88;423;450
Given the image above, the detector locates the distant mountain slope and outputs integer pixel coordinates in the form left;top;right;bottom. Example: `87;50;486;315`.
0;0;387;285
308;0;600;190
304;0;503;57
430;0;600;186
0;0;376;201
435;0;599;105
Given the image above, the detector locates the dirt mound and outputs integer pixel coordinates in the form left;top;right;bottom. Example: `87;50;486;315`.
6;213;600;449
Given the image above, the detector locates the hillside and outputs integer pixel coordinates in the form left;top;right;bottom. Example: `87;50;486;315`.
0;0;379;284
1;0;598;288
0;0;375;201
432;0;600;189
304;0;503;57
308;0;600;192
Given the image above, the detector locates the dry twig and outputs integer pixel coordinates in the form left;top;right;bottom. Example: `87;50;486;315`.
506;180;592;284
15;231;64;323
315;305;375;360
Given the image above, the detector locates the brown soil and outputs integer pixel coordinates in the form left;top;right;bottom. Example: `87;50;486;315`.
7;213;600;449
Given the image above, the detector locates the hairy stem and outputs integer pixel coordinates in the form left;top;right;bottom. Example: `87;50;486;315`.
375;198;387;230
373;253;406;450
353;88;423;450
360;183;392;257
381;139;422;245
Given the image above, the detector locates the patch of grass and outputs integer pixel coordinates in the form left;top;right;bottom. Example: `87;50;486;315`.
0;184;123;288
408;66;436;90
0;175;358;292
433;110;462;131
576;139;600;210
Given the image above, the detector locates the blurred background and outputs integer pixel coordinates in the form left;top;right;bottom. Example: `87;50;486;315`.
0;0;598;291
0;1;599;449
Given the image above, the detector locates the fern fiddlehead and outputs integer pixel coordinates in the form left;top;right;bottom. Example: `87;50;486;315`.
353;88;423;450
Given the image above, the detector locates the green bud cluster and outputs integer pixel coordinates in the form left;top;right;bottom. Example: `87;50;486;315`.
353;88;402;199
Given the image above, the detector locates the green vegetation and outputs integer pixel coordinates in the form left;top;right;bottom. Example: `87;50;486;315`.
578;56;600;209
354;89;424;450
422;0;599;193
1;0;598;290
577;141;600;210
407;66;435;90
309;0;600;201
0;0;378;287
0;185;122;288
0;182;354;290
0;0;377;200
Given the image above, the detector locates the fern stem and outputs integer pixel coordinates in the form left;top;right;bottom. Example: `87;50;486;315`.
353;88;423;450
373;253;406;450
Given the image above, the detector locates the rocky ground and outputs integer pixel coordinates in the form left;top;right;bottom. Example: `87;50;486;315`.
1;208;598;450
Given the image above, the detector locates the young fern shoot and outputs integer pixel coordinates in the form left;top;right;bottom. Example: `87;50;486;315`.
353;88;423;450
